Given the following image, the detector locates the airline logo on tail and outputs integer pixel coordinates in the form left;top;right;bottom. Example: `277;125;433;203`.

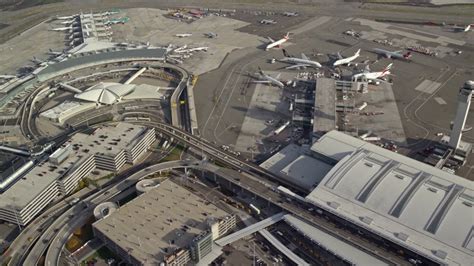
381;63;393;76
283;32;290;40
403;52;412;59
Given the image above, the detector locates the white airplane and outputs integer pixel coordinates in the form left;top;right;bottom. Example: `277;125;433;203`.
333;49;361;67
279;49;322;69
175;33;192;38
250;67;285;88
260;19;277;25
173;44;188;52
0;75;16;80
265;32;290;51
56;15;77;20
58;19;77;25
84;24;90;37
101;10;120;16
373;48;412;60
452;24;471;32
51;26;72;32
175;47;209;53
204;32;218;38
282;12;298;17
47;49;63;56
30;57;48;66
352;63;393;83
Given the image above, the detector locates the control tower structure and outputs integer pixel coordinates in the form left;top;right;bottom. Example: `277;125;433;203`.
449;80;473;149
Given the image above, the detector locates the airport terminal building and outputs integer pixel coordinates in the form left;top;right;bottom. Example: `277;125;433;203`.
262;130;473;265
0;123;155;226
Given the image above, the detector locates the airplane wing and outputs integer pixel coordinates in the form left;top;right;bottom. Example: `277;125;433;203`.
393;50;402;54
301;53;309;60
285;64;311;70
364;65;371;73
373;78;392;84
250;80;271;84
267;37;275;43
275;73;281;79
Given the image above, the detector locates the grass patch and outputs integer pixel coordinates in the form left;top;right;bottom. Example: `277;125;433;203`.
160;144;185;162
66;217;95;252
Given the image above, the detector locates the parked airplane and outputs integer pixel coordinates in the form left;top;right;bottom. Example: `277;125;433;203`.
56;15;77;20
51;26;72;32
101;10;120;16
0;75;16;80
452;24;471;32
352;63;393;83
58;19;77;25
373;48;412;60
265;32;290;51
279;49;322;69
180;47;208;53
282;12;298;17
47;49;63;56
175;33;192;38
333;49;361;66
203;32;218;38
250;67;285;88
260;19;277;25
30;57;48;66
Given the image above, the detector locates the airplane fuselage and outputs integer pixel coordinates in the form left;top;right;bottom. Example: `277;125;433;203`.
0;75;16;80
373;48;411;60
281;57;321;68
333;50;360;66
266;38;288;50
264;75;284;88
353;70;389;81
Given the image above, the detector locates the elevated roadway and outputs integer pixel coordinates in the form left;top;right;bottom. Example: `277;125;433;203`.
215;212;285;246
258;228;310;266
142;121;310;193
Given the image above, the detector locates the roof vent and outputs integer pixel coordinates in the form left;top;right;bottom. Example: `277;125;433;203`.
360;216;373;225
327;201;340;209
394;232;409;241
395;174;404;179
433;249;447;259
364;162;373;167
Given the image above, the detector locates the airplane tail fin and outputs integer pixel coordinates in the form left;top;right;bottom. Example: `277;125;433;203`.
258;66;264;75
355;49;361;56
381;63;393;75
403;52;412;59
284;32;290;39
